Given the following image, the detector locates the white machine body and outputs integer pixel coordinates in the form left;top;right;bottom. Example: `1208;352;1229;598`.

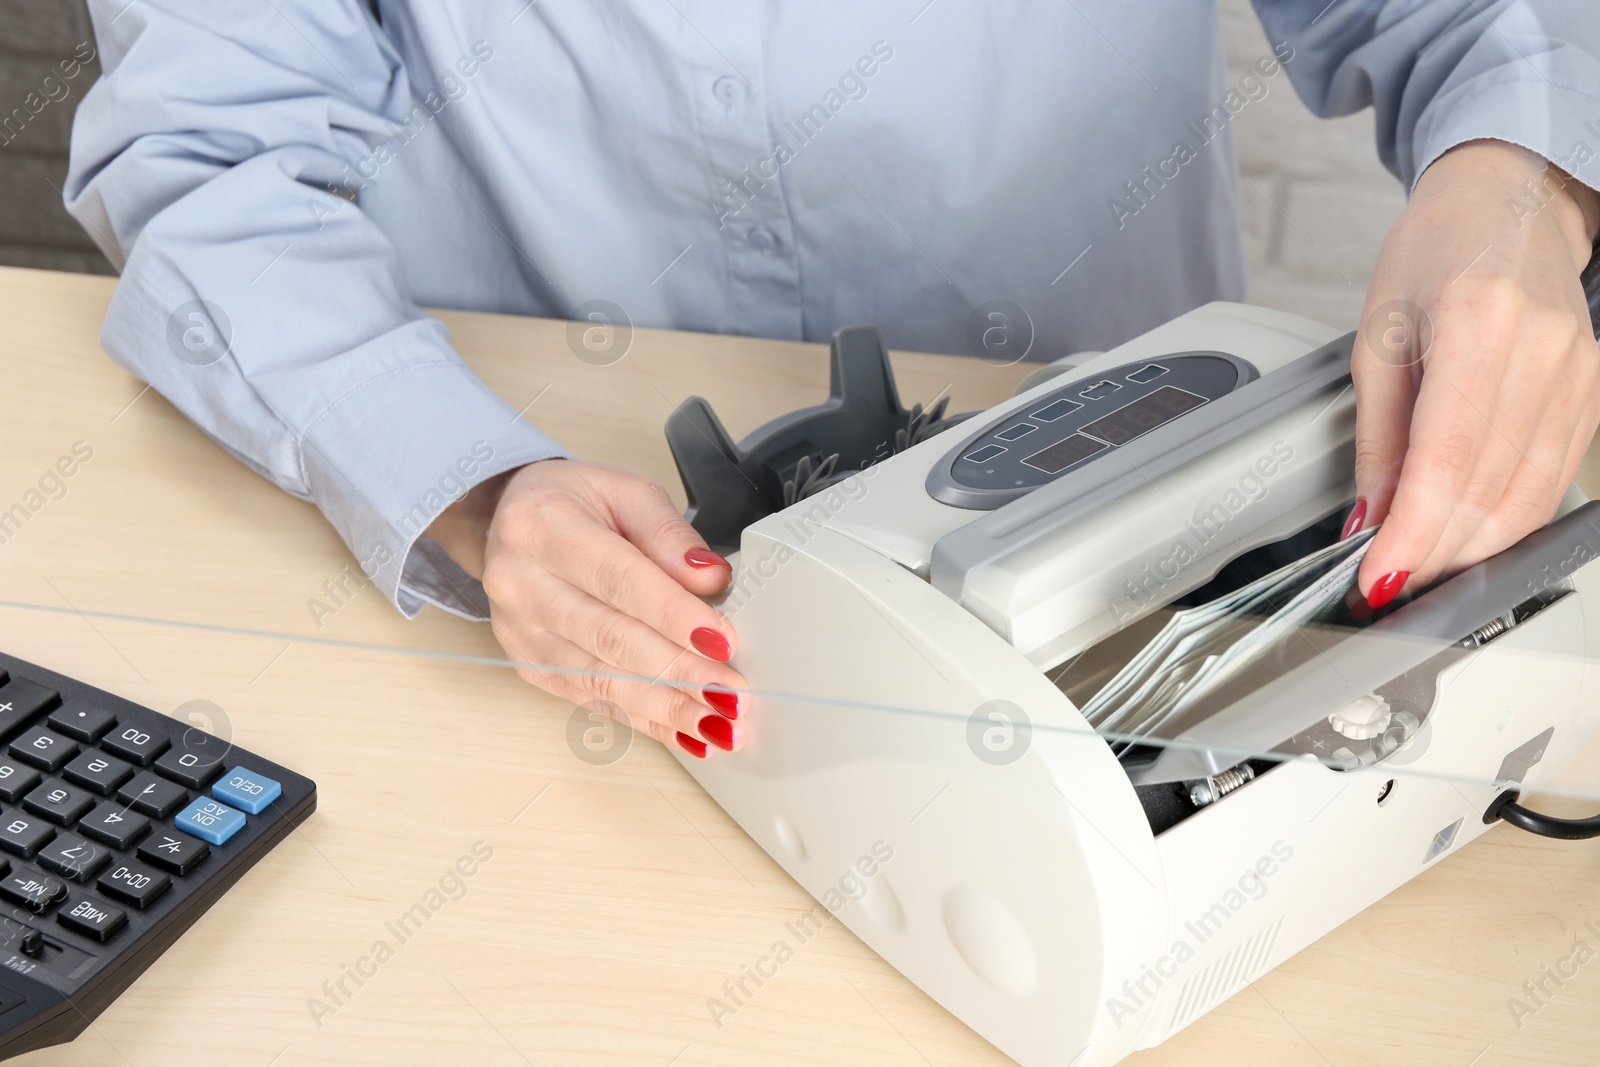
673;303;1600;1066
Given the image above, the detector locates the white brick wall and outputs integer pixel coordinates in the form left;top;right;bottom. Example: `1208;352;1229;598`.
1221;0;1408;331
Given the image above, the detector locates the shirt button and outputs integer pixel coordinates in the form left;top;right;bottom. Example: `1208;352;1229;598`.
747;225;777;252
712;76;741;111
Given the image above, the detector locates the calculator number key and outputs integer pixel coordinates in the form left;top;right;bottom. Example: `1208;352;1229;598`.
116;772;188;819
22;778;96;826
62;751;133;797
38;833;110;883
154;743;227;790
100;726;169;767
0;762;41;805
77;803;151;850
98;861;170;909
0;815;55;859
8;729;79;773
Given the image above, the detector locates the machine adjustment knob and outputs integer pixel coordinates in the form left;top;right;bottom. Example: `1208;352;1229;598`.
1329;693;1392;741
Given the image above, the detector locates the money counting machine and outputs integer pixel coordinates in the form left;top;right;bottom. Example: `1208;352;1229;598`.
663;302;1600;1067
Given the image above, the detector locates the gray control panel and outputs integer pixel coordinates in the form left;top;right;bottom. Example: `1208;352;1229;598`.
927;352;1258;510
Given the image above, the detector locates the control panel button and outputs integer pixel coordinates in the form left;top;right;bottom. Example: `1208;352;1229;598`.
1127;363;1168;383
138;831;209;876
0;865;67;913
1078;379;1121;401
62;751;133;797
116;773;188;819
100;725;169;767
98;861;170;909
78;803;150;850
9;728;79;773
961;444;1006;464
38;833;109;883
1029;397;1082;422
213;768;282;815
993;424;1035;442
174;798;246;846
47;703;116;744
58;896;126;942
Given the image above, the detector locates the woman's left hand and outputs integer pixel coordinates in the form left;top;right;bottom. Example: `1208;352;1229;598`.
1351;139;1600;607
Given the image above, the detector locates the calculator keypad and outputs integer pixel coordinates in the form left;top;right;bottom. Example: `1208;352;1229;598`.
0;669;288;952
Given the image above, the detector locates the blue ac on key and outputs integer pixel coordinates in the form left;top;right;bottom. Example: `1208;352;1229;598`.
174;797;247;846
213;767;282;815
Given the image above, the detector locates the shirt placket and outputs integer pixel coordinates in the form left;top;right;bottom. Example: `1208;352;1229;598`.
680;1;803;339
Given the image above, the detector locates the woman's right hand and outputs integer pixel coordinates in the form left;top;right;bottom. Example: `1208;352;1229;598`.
426;459;747;758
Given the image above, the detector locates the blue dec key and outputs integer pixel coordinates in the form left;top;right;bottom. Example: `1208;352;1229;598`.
212;767;282;815
174;798;246;846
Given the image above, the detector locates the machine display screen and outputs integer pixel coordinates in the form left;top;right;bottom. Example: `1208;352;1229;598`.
1080;385;1206;446
1021;433;1108;474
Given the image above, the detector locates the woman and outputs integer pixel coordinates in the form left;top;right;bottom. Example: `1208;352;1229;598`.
66;0;1600;757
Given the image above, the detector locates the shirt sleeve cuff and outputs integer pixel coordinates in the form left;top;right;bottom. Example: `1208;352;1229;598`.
1410;77;1600;333
298;360;569;622
1410;76;1600;196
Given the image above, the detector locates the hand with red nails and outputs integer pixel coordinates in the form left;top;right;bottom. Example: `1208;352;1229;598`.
424;459;747;758
1350;140;1600;607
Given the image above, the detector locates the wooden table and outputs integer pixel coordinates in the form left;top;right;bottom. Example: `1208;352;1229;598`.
0;264;1595;1067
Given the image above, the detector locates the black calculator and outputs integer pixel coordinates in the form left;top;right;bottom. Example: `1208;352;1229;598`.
0;652;315;1059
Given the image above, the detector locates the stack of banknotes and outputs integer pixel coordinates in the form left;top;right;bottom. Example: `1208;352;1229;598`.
1082;527;1378;750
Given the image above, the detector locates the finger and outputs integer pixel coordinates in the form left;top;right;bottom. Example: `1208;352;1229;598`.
1357;338;1500;597
1402;372;1552;588
604;475;734;599
525;570;750;719
582;697;700;759
1440;331;1600;573
546;512;737;663
1446;453;1567;571
1350;299;1425;531
1451;401;1595;568
507;627;748;753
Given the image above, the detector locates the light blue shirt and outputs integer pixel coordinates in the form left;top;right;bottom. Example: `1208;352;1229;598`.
64;0;1600;620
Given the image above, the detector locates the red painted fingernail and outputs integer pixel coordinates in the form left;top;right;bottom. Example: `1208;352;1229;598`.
1366;570;1408;610
676;731;708;758
691;627;731;662
1340;499;1367;540
686;548;730;569
704;687;740;719
698;714;735;752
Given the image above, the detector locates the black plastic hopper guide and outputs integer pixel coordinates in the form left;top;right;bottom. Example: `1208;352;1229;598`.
0;652;315;1059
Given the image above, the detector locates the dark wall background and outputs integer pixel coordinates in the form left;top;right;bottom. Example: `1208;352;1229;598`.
0;0;113;274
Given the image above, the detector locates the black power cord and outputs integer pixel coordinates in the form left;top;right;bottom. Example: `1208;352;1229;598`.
1484;790;1600;840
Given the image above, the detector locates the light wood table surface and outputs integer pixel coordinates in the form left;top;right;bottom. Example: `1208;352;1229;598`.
0;264;1596;1067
